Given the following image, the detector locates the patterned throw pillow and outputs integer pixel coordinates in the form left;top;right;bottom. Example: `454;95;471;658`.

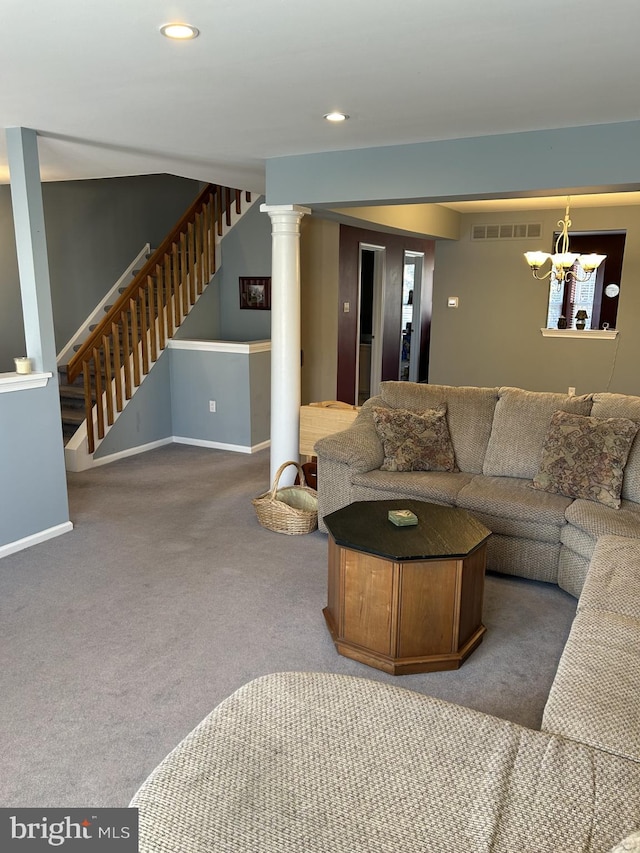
372;405;458;473
531;410;639;509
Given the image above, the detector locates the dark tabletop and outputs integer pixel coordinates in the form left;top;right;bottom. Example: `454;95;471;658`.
324;499;491;561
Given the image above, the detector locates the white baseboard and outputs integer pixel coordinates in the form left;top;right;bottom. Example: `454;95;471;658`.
0;521;74;560
90;437;174;468
68;435;270;471
173;436;270;454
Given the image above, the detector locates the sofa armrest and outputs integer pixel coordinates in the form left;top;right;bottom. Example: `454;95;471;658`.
314;402;385;473
314;401;386;531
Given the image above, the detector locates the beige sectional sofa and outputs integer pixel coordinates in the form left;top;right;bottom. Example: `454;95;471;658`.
131;533;640;850
315;382;640;597
129;383;640;851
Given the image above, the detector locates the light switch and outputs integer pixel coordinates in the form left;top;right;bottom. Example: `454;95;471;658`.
447;296;459;308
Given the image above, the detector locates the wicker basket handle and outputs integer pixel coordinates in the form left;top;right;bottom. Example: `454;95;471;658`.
270;460;307;498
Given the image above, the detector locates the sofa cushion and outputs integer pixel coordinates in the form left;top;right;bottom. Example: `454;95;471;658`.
531;410;639;509
542;610;640;763
591;392;640;503
558;546;591;599
578;535;640;621
351;470;473;506
483;387;592;479
130;672;640;853
372;405;458;472
466;508;563;544
378;381;498;474
565;498;640;541
560;525;597;558
486;534;561;584
457;475;572;527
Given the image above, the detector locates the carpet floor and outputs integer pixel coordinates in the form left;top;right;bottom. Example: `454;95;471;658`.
0;445;577;807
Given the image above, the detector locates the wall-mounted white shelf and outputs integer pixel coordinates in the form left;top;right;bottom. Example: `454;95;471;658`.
0;372;52;393
540;329;618;340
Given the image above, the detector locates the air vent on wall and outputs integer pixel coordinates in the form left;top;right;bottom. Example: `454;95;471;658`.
472;222;542;241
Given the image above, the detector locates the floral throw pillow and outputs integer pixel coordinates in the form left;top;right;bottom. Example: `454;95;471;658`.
372;405;458;473
531;410;639;509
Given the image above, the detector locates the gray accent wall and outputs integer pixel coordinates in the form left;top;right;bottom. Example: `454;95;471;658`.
170;346;270;449
249;350;271;445
91;344;270;463
0;382;69;544
173;277;221;341
217;199;272;341
0;185;26;368
93;350;173;460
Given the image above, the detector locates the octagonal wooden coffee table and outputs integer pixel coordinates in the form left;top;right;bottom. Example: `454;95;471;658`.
323;499;491;675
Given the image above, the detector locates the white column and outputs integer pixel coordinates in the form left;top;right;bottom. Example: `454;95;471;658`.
6;127;57;373
261;203;310;485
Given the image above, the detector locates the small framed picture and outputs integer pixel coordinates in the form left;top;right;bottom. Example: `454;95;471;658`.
239;277;271;310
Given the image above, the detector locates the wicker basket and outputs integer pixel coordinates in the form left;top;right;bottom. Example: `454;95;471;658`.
252;461;318;535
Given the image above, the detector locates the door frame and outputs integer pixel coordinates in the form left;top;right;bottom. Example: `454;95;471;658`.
401;250;425;383
356;243;386;403
337;224;434;405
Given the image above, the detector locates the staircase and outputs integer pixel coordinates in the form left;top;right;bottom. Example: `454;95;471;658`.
61;183;253;465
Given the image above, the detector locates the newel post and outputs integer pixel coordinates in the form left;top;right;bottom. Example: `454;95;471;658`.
260;203;311;485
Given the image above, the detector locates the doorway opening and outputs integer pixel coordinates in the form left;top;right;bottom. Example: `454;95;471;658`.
357;245;385;405
399;251;425;382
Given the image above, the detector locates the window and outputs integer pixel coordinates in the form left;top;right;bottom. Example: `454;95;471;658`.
545;232;626;330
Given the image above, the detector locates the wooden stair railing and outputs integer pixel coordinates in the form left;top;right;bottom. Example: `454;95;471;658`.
67;183;252;453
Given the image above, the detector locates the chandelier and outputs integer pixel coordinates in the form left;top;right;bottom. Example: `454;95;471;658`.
524;198;606;284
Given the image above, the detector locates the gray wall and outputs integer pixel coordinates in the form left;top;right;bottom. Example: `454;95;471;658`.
0;382;69;545
170;347;269;449
249;351;271;445
430;204;640;396
0;185;25;367
92;344;270;461
173;277;221;341
0;174;202;372
93;350;173;460
218;199;272;341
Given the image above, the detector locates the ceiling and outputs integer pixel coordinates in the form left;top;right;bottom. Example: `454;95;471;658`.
2;0;640;213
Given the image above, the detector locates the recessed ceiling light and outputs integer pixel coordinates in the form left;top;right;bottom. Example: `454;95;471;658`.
324;112;349;122
160;23;200;40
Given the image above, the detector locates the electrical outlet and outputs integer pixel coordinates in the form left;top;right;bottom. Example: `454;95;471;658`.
568;387;576;397
209;400;216;413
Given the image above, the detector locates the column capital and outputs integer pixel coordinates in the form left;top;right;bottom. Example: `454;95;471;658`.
260;203;311;217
